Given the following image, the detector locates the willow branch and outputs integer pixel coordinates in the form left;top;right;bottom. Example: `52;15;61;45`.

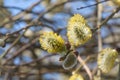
74;51;93;80
77;0;110;10
3;37;39;65
98;7;120;29
0;30;26;59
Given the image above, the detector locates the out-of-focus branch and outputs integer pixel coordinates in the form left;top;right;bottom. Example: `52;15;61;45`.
96;0;103;80
3;37;39;65
98;7;120;29
0;0;43;27
96;0;103;51
0;5;39;15
92;7;120;32
77;0;110;10
18;54;56;67
0;29;26;59
74;51;93;80
35;0;70;21
74;55;95;73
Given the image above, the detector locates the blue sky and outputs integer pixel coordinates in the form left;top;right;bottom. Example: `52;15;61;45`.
4;0;38;15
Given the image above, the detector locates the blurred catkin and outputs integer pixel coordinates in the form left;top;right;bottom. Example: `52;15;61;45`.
111;0;120;6
97;48;118;73
67;14;92;47
69;73;84;80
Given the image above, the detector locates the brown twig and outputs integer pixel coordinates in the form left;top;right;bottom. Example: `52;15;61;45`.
3;37;39;65
74;51;93;80
0;30;26;59
92;7;120;33
0;22;42;59
18;54;56;67
99;7;120;29
77;0;110;10
35;0;69;21
0;0;43;27
96;0;103;79
74;56;92;73
0;5;39;15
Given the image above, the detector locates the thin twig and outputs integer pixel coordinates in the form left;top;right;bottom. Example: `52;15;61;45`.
77;0;110;10
92;7;120;32
96;0;103;79
0;29;26;59
74;56;91;73
0;5;38;15
96;0;103;51
0;0;43;27
116;61;120;80
18;54;56;67
0;22;42;59
99;7;120;29
3;37;39;65
35;0;69;21
74;51;93;80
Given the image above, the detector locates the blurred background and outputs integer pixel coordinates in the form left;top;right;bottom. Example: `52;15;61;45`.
0;0;120;80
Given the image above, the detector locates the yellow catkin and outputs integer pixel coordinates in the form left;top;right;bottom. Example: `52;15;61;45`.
69;73;84;80
39;32;66;53
111;0;120;6
97;48;118;73
67;14;92;47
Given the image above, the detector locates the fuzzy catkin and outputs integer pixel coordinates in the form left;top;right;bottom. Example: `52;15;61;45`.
67;14;92;47
97;48;118;73
39;32;66;53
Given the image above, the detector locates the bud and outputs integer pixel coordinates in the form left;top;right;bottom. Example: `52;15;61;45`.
24;29;34;38
62;52;77;70
67;14;92;47
0;39;5;47
97;48;118;73
39;32;66;53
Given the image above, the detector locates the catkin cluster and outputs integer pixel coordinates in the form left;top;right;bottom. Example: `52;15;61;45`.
39;14;119;79
39;14;92;70
39;14;92;53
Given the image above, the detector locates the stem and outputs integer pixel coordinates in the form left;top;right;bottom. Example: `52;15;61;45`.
96;0;103;52
99;7;120;29
74;51;93;80
116;61;120;80
74;56;91;73
96;0;102;79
